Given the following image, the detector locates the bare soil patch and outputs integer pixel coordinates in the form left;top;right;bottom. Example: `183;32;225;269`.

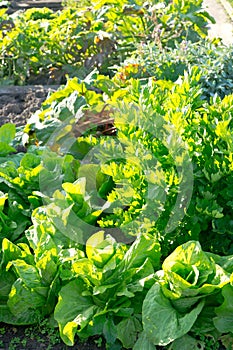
0;85;59;127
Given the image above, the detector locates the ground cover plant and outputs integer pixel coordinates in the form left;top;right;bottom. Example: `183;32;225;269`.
1;0;233;349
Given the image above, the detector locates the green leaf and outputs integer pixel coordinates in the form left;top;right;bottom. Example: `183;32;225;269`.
36;251;58;285
7;260;42;289
0;269;16;302
0;143;16;156
133;331;157;350
214;284;233;333
78;164;100;193
0;304;41;325
0;191;7;211
124;233;161;270
62;178;86;204
169;334;204;350
20;153;41;170
142;283;204;346
54;278;97;346
103;318;117;344
1;239;33;266
0;123;15;144
86;230;105;259
162;241;215;287
7;279;47;323
116;317;142;349
160;241;230;300
86;231;115;268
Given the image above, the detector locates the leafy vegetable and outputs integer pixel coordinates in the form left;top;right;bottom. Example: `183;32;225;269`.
0;123;16;156
1;1;233;348
141;241;231;346
54;231;160;347
0;0;212;84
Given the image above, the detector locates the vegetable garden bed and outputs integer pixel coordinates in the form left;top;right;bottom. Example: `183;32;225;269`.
1;1;233;350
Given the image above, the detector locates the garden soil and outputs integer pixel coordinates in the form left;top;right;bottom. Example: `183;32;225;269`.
0;323;107;350
0;85;59;127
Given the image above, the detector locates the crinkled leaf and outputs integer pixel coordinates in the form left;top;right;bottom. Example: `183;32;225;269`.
162;241;215;287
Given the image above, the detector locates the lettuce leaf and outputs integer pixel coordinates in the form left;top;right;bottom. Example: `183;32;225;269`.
0;124;16;156
0;238;59;325
54;232;161;346
214;283;233;333
142;283;204;346
141;241;231;346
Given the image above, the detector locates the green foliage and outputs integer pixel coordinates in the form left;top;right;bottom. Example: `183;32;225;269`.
141;241;231;347
54;231;160;347
0;123;16;156
0;0;212;84
0;144;80;245
0;68;232;347
114;40;233;100
0;237;58;324
23;69;233;256
1;0;233;348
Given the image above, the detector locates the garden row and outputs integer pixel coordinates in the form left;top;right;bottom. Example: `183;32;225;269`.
0;0;213;85
1;1;233;349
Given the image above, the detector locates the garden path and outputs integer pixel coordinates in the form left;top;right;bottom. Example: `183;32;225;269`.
203;0;233;44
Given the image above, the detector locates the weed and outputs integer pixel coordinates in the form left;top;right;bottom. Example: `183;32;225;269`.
94;337;103;348
0;328;5;335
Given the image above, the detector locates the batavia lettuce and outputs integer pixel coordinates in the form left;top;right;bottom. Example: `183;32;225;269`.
140;241;231;347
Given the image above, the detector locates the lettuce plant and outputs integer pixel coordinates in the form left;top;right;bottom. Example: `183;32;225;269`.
139;241;231;347
54;231;161;348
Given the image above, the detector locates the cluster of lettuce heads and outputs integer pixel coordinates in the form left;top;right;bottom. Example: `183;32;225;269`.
1;0;233;349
